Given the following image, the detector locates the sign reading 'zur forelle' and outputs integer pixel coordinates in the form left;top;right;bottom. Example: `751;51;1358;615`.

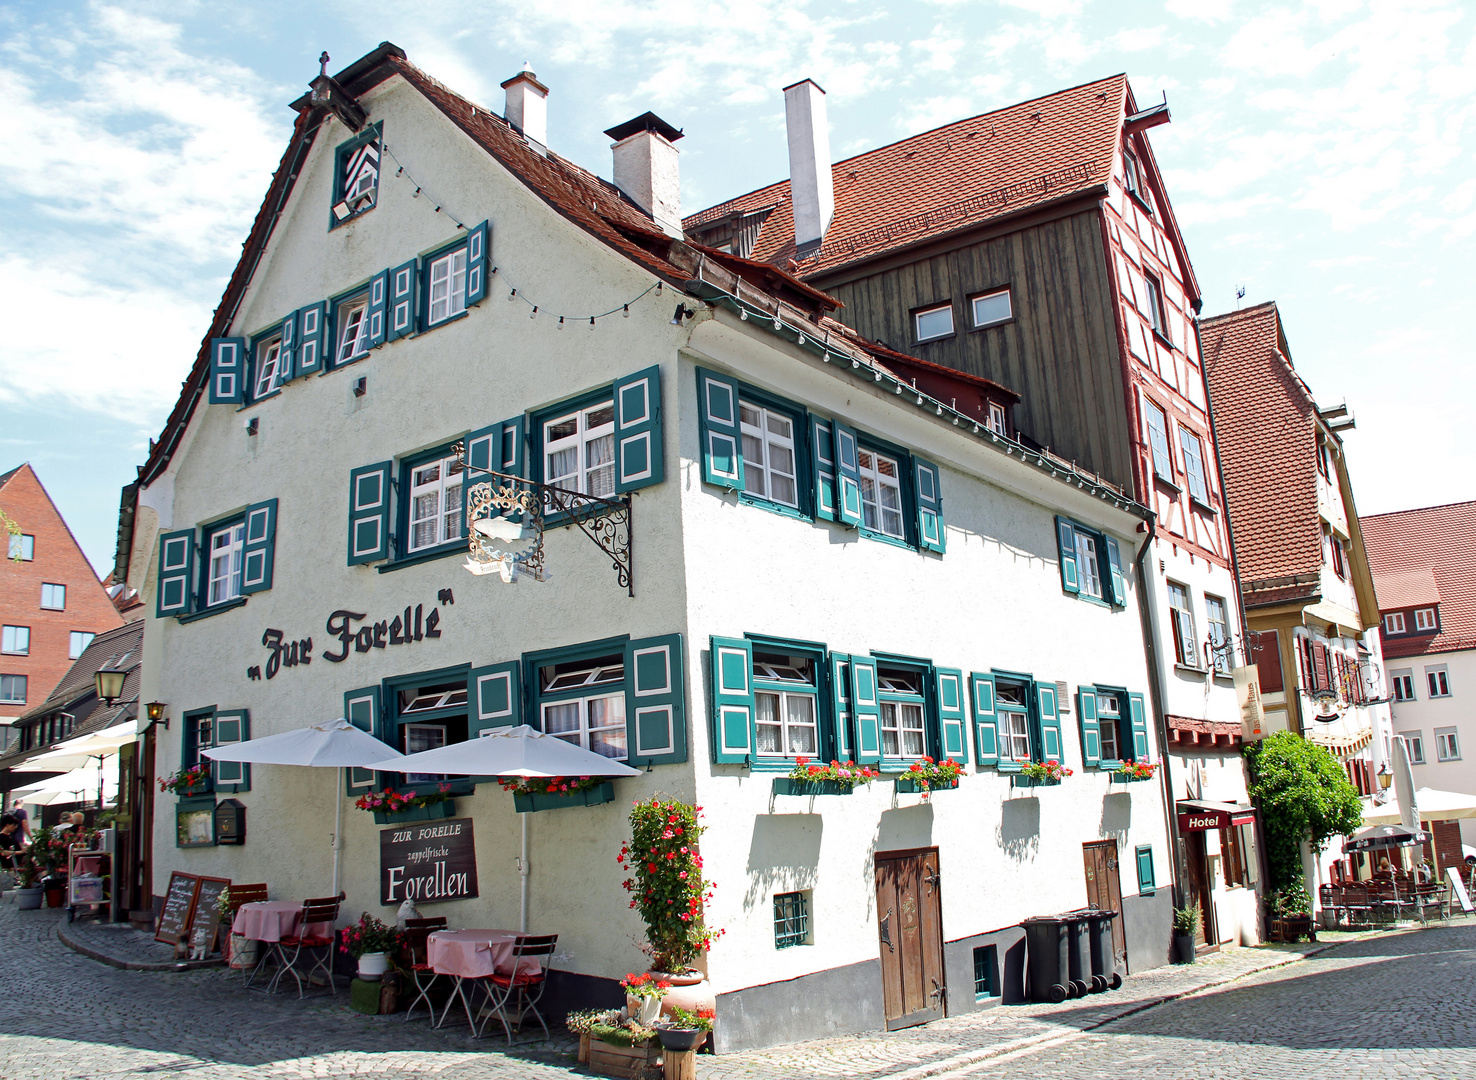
380;817;479;906
247;590;454;680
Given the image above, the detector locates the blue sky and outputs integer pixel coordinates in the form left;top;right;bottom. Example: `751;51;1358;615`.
2;0;1472;575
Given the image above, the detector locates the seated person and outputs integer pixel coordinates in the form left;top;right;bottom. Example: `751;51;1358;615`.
0;814;23;868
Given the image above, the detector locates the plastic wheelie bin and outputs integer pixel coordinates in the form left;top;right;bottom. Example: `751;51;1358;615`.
1083;908;1122;991
1021;914;1072;1002
1062;911;1092;998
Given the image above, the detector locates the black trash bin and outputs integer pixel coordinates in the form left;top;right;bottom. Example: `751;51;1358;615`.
1021;915;1072;1002
1061;911;1092;998
1082;909;1122;992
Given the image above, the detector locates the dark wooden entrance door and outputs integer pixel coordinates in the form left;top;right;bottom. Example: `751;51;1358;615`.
875;847;946;1030
1184;832;1216;946
1081;840;1127;967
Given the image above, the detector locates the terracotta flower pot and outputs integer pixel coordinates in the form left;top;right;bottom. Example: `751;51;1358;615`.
651;969;716;1023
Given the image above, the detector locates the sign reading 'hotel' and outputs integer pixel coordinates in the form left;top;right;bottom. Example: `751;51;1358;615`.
379;817;479;906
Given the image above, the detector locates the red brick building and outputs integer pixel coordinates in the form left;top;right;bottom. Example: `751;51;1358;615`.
0;464;124;743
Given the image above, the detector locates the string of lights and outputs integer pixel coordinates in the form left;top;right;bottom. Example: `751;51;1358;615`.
381;142;668;327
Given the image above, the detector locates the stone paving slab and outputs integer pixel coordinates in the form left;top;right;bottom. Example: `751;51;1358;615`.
59;913;226;970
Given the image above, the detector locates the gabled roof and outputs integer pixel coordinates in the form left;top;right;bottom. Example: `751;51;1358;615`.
18;620;143;723
1201;303;1323;595
1362;501;1476;657
0;464;22;490
685;75;1199;299
1373;569;1440;610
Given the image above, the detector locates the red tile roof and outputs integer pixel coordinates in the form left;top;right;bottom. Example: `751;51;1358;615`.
1362;501;1476;658
1201;302;1323;592
688;75;1133;279
1373;569;1440;609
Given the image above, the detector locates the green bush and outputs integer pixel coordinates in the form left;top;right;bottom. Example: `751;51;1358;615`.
1244;731;1363;893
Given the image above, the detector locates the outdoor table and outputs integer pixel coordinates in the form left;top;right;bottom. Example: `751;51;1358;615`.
233;900;332;943
427;929;536;1032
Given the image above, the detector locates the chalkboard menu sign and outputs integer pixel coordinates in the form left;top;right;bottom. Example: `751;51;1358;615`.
380;817;478;906
155;871;201;944
189;876;232;954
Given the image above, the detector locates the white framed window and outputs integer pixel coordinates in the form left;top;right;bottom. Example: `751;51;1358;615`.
878;669;925;758
40;583;66;610
1392;671;1415;702
253;337;283;398
544;402;616;498
997;682;1032;762
68;631;94;659
1436;728;1461;762
1178;426;1209;505
988;402;1007;436
1098;692;1121;761
739;402;799;508
1143;399;1174;483
541;661;627;760
1401;731;1425;765
857;448;905;539
971;289;1012;328
427;249;468;325
207;522;246;606
1329;533;1347;579
1385;612;1406;635
402;723;448;783
335;298;371;364
1206;595;1232;674
1145;273;1170;341
914;303;955;342
8;534;34;561
1169;582;1197;668
407;454;465;552
754;655;818;757
1075;532;1103;599
1124;147;1146;204
1415;608;1438;632
1426;666;1451;698
1;626;29;656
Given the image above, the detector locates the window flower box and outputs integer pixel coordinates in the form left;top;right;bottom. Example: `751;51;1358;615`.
1111;761;1158;784
1109;772;1152;784
1011;774;1062;789
772;777;858;797
895;777;959;794
372;800;457;825
514;781;615;813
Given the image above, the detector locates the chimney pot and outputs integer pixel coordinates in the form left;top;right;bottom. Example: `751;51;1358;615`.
783;78;835;254
502;68;549;152
604;112;684;238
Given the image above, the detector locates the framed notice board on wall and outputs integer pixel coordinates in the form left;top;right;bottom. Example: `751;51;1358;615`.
155;871;201;945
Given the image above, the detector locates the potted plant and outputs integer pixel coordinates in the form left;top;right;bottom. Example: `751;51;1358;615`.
773;756;878;796
656;1004;715;1052
158;764;212;796
621;971;671;1024
354;784;457;824
895;756;964;795
586;1015;660;1077
338;911;406;980
566;1008;619;1063
1172;902;1201;963
11;846;45;909
498;775;614;813
1016;759;1073;787
28;827;69;907
1269;884;1316;943
1111;760;1158;783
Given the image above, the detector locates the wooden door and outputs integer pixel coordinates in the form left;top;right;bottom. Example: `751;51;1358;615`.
875;848;946;1030
1184;833;1216;946
1081;840;1127;966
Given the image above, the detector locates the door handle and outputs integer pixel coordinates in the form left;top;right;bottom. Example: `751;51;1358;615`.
879;907;895;953
931;977;946;1003
924;871;941;895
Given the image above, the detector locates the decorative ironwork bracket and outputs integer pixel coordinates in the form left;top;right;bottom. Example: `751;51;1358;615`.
455;451;633;596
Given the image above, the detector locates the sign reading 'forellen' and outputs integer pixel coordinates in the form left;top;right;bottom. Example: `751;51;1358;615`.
379;817;479;906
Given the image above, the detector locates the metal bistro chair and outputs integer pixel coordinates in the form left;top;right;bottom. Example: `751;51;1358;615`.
222;883;270;985
268;895;343;997
402;916;449;1022
474;934;559;1044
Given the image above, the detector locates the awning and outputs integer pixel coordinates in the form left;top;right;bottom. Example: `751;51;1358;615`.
1177;800;1256;831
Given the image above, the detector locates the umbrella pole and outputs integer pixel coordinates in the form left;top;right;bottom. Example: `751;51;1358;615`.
333;768;343;898
520;812;529;933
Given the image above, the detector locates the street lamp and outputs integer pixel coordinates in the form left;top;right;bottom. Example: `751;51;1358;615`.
145;702;170;730
1377;763;1392;791
94;667;126;706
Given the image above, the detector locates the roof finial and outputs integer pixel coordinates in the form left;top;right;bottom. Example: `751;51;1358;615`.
319;51;330;78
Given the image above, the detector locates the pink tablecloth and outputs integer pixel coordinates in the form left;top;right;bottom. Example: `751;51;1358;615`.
232;901;332;943
427;929;540;979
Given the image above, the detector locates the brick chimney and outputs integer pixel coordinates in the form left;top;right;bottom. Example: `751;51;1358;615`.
783;79;835;255
604;112;684;238
502;66;549;153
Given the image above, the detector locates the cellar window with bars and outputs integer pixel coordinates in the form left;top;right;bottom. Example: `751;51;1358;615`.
773;890;812;949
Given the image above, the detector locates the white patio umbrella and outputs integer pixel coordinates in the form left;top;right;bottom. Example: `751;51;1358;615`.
203;717;406;896
15;721;139;773
1364;787;1476;826
11;765;117;806
370;724;640;931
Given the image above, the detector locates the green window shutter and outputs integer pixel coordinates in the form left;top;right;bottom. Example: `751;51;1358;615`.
971;672;998;766
467;416;525;478
614;366;664;492
279;312;298;382
465;221;490;305
935;667;969;763
1077;688;1101;767
833;421;864;528
344;686;382;793
1136;845;1155;892
240;499;278;594
1128;692;1150;760
1105;536;1127;607
626;634;686;766
209;338;247;404
348;462;393;564
468;661;521;736
367;269;389;348
915;457;946;553
213;710;251;792
830;652;853;760
710;636;754;763
698;369;744;489
812;416;838;522
387;259;418;341
1036;681;1063;763
851;656;882;764
1056;517;1080;595
156;529;196;617
296;301;327;377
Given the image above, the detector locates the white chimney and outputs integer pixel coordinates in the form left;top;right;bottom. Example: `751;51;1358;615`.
783;78;835;252
605;112;684;238
502;66;549;153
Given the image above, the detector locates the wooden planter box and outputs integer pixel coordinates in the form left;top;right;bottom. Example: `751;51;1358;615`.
588;1037;661;1077
895;777;959;794
372;800;456;825
513;781;615;814
1269;916;1317;943
1011;774;1062;788
772;777;859;797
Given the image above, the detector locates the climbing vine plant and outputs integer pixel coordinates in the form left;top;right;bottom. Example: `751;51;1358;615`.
1244;731;1363;893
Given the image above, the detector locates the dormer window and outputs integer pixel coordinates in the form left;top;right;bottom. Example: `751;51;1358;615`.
1414;608;1438;632
914;303;955;343
1385;612;1406;635
988;402;1008;436
1124;147;1151;213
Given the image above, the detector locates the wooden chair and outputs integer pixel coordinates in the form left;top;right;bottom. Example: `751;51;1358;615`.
474;934;559;1043
268;895;343;997
402;916;449;1022
221;884;271;985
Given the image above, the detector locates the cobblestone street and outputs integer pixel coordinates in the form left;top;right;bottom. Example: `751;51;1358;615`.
3;898;1472;1079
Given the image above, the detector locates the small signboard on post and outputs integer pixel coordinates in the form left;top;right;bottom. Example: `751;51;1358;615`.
189;876;232;955
1448;866;1474;914
155;871;201;944
379;817;478;906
